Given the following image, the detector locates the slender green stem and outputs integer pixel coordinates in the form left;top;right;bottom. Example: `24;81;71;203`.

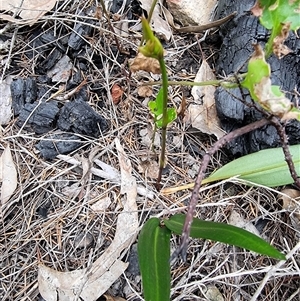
265;28;277;58
141;75;247;88
140;0;158;47
147;0;158;24
156;56;169;186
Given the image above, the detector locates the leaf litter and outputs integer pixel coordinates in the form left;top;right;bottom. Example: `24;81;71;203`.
1;0;300;300
38;138;139;301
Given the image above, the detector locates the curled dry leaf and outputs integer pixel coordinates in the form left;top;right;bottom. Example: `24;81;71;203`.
254;77;291;117
130;52;161;74
0;0;58;25
251;0;263;17
111;84;124;105
272;22;292;59
0;145;18;211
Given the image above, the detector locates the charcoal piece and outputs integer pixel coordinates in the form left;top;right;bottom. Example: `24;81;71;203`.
68;21;93;50
41;48;62;70
57;99;108;137
37;75;51;84
11;78;25;115
214;0;300;156
35;133;82;159
25;78;37;103
66;70;82;90
39;32;66;53
17;101;59;134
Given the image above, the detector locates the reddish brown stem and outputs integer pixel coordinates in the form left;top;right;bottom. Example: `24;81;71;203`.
171;118;271;261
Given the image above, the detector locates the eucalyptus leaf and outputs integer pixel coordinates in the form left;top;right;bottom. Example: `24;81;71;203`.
164;214;286;260
202;144;300;187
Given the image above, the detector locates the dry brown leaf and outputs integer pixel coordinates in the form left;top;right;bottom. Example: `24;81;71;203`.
0;145;17;210
111;84;124;105
139;0;171;41
137;85;153;97
185;60;225;139
130;52;161;74
138;159;159;179
254;77;291;117
0;0;58;25
38;139;138;301
251;1;263;17
272;22;292;59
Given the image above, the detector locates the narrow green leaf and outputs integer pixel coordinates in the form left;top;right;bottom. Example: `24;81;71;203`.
164;214;285;260
203;144;300;187
137;218;171;301
148;88;177;128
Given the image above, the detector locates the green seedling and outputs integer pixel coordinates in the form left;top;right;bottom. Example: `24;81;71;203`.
138;215;285;301
137;2;299;300
139;17;177;186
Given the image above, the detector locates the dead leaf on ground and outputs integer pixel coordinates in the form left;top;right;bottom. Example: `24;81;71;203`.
0;76;13;125
139;0;171;41
90;196;111;212
47;55;73;83
137;85;153;97
130;52;161;74
166;0;217;27
111;84;124;105
38;139;139;301
0;145;18;212
204;285;224;301
138;159;159;179
279;189;300;235
229;210;260;237
185;59;225;139
0;0;58;25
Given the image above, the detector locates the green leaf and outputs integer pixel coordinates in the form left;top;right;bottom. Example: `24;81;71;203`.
148;88;177;128
203;144;300;187
164;214;286;260
258;0;300;31
255;0;300;56
137;217;171;301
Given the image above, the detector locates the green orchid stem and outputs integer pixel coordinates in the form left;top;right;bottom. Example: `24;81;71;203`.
156;56;169;187
265;29;277;58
